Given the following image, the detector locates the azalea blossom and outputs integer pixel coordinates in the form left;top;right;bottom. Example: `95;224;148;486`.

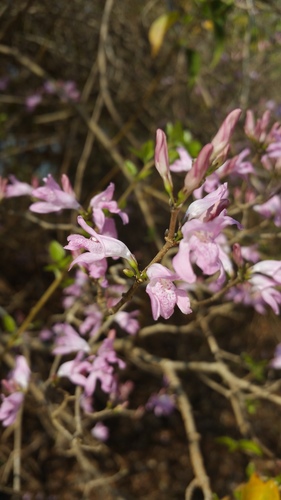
173;212;239;285
30;174;80;213
53;323;90;355
146;263;191;320
57;352;91;387
79;304;103;338
90;183;128;232
218;148;254;179
0;356;30;427
227;260;281;314
84;333;125;397
5;175;34;198
186;183;229;222
0;392;24;427
244;109;281;145
253;195;281;227
115;310;140;335
170;147;192;173
65;215;138;271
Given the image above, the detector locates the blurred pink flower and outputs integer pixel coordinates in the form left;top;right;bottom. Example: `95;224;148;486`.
270;344;281;369
26;93;42;111
30;174;80;213
253;195;281;227
5;175;34;198
170;147;192;173
53;323;90;355
84;333;125;397
0;392;24;427
115;310;140;335
57;352;91;387
0;355;30;427
91;422;109;441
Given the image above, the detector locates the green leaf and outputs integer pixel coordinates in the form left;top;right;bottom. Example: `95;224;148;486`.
2;314;17;333
217;437;263;457
124;160;138;177
239;440;263;457
49;240;66;262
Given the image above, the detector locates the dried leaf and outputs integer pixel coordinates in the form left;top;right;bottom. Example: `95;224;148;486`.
148;12;179;58
239;473;280;500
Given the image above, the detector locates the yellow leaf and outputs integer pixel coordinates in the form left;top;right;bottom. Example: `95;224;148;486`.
148;12;179;58
239;473;280;500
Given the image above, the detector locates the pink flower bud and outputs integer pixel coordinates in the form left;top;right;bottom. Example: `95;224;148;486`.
183;143;213;194
211;109;242;165
232;243;243;267
155;129;173;195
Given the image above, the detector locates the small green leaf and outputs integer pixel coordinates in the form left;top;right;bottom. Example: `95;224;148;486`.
124;160;138;177
2;314;17;333
49;240;66;262
239;440;263;457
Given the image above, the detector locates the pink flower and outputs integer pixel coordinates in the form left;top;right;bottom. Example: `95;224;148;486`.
11;356;31;390
0;392;24;427
253;195;281;227
146;263;191;320
155;129;173;195
53;323;90;355
57;353;91;387
30;174;80;213
5;175;34;198
170;147;193;173
26;93;42;111
79;305;103;338
91;422;109;441
251;260;281;284
0;356;30;427
186;183;229;221
115;310;140;335
227;260;281;314
219;148;254;178
89;183;128;232
84;333;125;397
65;216;137;270
173;213;239;285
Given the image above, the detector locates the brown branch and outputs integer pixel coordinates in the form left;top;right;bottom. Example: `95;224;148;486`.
162;361;213;500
